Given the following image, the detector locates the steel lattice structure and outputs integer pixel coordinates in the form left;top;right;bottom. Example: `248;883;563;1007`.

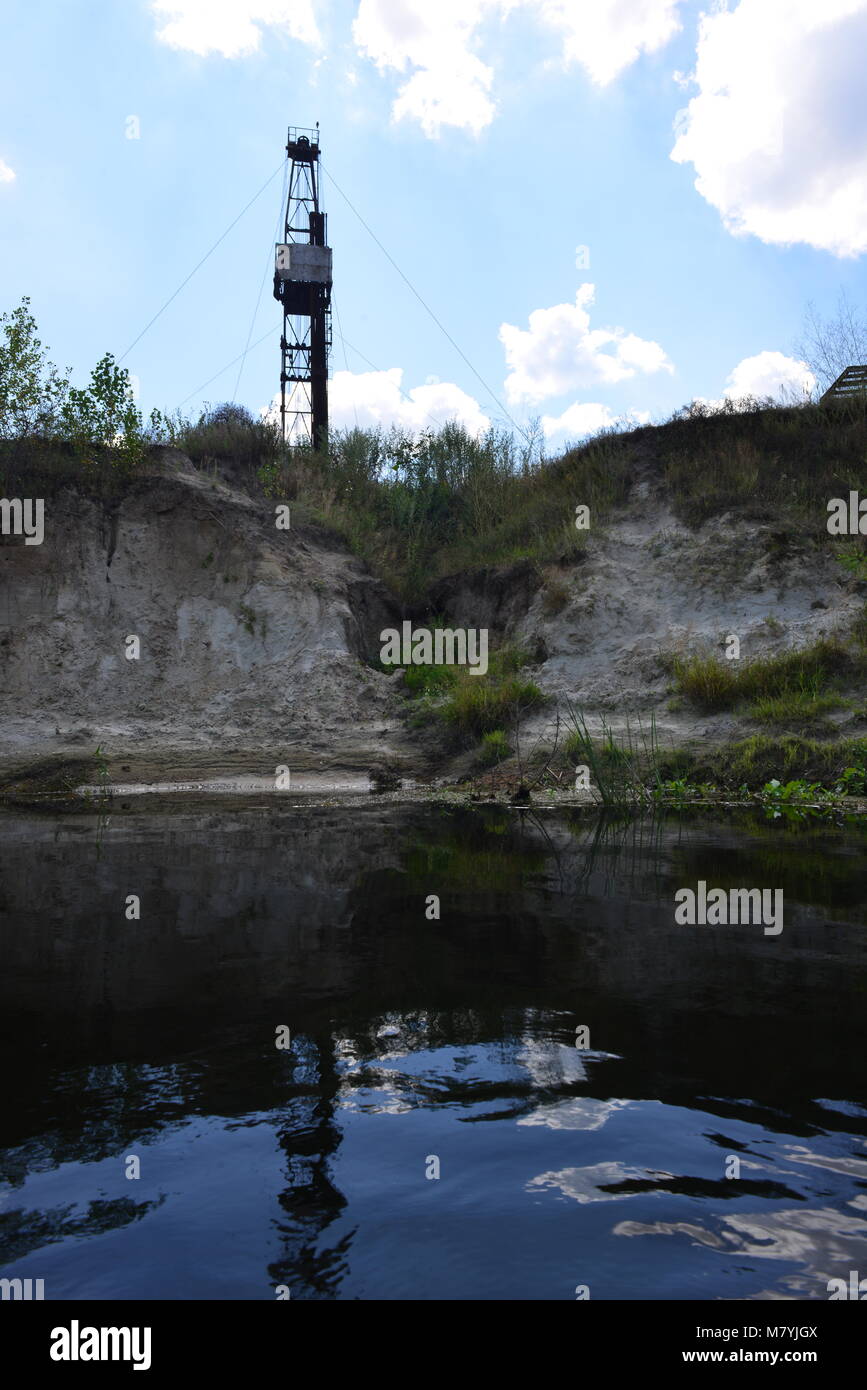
273;126;332;447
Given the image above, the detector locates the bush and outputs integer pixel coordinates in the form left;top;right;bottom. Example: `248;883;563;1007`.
837;764;867;795
60;352;146;470
748;689;844;731
479;730;511;766
672;637;855;712
710;735;849;788
180;402;281;473
403;662;459;696
442;675;546;737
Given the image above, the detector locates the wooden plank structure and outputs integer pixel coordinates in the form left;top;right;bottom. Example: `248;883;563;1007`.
820;364;867;404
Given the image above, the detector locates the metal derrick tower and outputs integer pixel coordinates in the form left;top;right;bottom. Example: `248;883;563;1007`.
273;125;332;447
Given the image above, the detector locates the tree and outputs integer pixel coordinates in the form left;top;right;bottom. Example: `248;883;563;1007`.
0;297;69;438
60;352;145;469
796;290;867;393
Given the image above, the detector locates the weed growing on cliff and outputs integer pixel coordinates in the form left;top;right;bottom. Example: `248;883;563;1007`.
259;395;867;599
181;402;281;475
403;662;458;696
541;574;572;615
479;730;511;766
836;542;867;581
662;394;867;527
662;734;867;794
252;418;634;599
748;686;845;733
670;636;855;713
401;641;546;741
443;674;546;738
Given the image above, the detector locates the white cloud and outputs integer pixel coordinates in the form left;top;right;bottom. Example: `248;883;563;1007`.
670;0;867;257
500;284;673;405
391;53;495;137
352;1;498;136
0;158;15;184
719;351;816;403
265;368;490;435
331;367;491;433
151;0;320;58
352;0;685;136
541;402;650;442
543;352;815;442
531;0;684;86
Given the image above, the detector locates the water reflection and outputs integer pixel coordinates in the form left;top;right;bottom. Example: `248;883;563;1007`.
0;804;866;1299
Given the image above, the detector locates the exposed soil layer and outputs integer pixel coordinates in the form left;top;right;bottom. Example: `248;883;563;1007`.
2;448;865;793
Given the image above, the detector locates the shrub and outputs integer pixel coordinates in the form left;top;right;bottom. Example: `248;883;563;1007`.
836;764;867;795
748;689;844;731
672;637;854;712
181;402;281;473
60;352;146;470
669;654;740;710
442;675;546;737
710;735;846;788
479;730;511;766
403;663;458;696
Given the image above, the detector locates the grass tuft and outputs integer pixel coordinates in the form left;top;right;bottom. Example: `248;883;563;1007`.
671;637;856;713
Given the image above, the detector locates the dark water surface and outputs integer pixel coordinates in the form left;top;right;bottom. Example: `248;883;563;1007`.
1;802;866;1301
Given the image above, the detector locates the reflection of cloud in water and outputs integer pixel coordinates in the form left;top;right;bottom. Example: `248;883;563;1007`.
617;1219;729;1249
335;1040;525;1115
334;1034;620;1118
528;1162;670;1204
783;1146;867;1180
515;1039;619;1089
345;1088;415;1115
615;1207;867;1299
518;1098;632;1131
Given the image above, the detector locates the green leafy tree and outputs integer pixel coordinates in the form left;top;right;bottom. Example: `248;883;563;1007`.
60;352;146;469
0;297;70;438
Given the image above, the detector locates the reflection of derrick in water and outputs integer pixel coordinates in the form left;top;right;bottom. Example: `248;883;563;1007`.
268;1033;349;1300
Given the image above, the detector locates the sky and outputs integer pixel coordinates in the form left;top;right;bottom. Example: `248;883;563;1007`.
1;0;867;447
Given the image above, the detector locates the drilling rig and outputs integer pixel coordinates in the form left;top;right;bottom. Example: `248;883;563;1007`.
273;125;332;447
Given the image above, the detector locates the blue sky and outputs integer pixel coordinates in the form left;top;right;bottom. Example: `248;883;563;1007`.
1;0;866;445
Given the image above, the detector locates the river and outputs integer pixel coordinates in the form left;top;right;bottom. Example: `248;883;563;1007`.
1;801;865;1300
